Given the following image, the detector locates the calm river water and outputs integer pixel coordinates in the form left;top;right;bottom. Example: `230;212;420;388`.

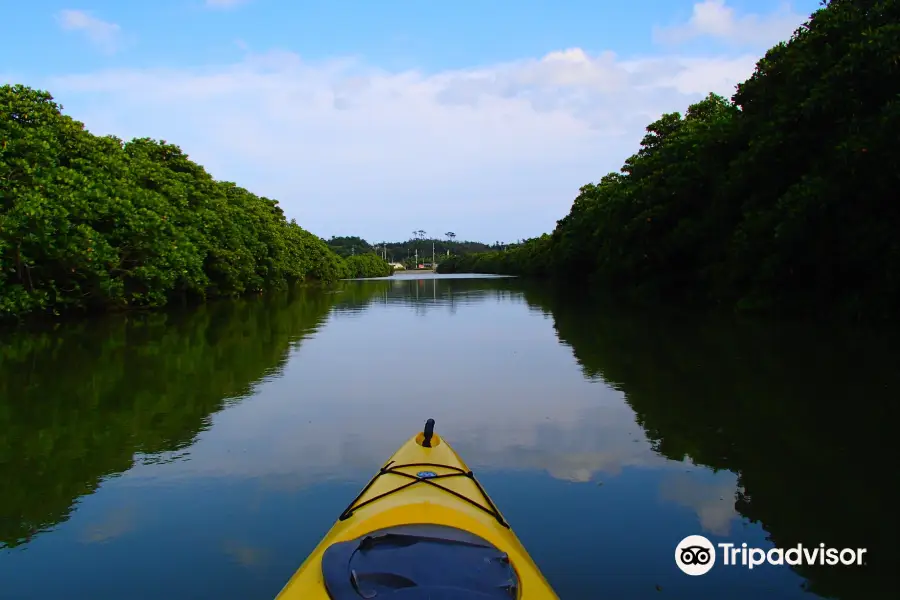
0;273;894;599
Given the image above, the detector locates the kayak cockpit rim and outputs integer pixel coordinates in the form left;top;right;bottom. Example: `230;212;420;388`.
337;460;510;529
321;524;520;600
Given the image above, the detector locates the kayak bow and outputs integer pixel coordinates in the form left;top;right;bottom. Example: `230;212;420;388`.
276;418;558;599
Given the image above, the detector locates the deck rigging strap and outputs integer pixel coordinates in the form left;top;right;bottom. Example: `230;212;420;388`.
338;461;510;528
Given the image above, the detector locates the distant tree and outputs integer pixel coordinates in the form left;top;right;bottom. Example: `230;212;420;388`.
345;253;392;278
325;236;372;258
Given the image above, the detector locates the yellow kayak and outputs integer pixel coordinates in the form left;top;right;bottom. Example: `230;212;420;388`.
276;419;559;599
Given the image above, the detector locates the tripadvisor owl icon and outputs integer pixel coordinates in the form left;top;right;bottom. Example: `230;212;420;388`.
676;535;716;575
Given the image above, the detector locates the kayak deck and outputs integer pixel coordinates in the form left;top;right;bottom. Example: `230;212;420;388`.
276;421;558;599
338;455;508;528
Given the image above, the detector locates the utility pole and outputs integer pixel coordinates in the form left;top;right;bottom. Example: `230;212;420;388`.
432;242;435;267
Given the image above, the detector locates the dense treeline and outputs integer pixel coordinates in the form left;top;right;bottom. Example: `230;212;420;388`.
440;0;899;320
387;238;499;269
344;253;393;278
326;236;374;258
0;85;391;321
438;235;554;276
327;234;495;266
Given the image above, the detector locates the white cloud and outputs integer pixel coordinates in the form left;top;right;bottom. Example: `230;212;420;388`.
653;0;804;48
55;10;122;54
37;2;806;241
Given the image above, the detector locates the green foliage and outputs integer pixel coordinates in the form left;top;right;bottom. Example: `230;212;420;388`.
441;0;900;321
344;253;393;278
326;236;372;258
329;234;495;267
437;235;553;276
0;84;349;321
321;235;394;276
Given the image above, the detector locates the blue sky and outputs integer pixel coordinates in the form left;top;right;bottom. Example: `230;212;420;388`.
4;0;821;244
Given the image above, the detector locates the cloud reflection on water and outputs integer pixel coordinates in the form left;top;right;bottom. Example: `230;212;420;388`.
117;281;741;535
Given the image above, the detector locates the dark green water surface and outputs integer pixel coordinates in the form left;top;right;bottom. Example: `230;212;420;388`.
0;274;894;599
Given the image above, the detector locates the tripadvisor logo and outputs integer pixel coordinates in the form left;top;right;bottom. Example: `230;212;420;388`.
676;535;717;575
675;535;867;576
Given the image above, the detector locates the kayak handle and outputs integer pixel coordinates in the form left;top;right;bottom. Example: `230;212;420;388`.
423;419;435;448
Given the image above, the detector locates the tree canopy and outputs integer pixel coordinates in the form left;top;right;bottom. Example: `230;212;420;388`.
344;253;393;278
326;233;495;268
0;85;392;320
439;0;899;321
326;236;373;258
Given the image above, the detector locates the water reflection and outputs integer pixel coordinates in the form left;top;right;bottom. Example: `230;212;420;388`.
658;471;740;536
0;276;894;599
0;288;336;550
520;285;897;600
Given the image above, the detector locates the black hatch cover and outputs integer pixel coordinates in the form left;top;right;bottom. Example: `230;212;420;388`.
321;523;519;599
